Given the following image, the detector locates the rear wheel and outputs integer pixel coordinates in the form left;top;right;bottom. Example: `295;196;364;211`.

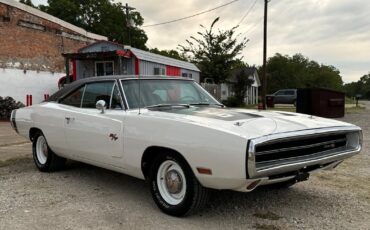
32;131;66;172
149;153;209;216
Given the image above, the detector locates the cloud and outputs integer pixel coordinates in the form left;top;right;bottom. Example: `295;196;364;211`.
29;0;370;82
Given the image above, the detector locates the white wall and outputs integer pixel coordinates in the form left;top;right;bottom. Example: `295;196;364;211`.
0;68;63;105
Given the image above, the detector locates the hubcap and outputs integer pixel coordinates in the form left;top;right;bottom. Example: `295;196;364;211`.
165;170;183;194
36;136;48;165
157;160;186;205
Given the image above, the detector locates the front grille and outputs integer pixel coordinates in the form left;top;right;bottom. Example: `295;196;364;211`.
254;133;347;169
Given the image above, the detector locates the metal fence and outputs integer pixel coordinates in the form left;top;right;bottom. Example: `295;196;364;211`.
200;83;222;101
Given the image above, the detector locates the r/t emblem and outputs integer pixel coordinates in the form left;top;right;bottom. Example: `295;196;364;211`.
109;133;118;141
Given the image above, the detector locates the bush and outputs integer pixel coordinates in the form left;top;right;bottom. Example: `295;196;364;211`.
0;96;25;120
222;96;245;107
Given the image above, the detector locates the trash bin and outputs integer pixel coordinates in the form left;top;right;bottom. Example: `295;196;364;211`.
266;95;275;108
296;88;345;118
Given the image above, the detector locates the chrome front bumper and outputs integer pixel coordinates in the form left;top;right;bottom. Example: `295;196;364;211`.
247;126;362;179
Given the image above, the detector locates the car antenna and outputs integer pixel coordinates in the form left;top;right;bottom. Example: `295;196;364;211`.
138;74;141;115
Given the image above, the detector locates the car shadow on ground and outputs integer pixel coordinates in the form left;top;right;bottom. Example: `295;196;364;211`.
57;160;343;220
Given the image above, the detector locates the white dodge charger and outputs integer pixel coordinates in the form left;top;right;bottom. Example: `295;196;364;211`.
11;76;362;216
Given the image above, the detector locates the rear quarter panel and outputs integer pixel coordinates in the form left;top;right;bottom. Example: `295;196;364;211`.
15;103;69;157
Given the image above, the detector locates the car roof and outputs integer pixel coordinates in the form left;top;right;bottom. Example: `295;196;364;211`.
48;75;194;102
277;89;296;91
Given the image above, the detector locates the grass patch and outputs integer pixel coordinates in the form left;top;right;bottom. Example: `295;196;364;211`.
267;107;296;113
254;223;281;230
0;156;31;168
345;106;365;114
253;211;282;220
0;141;30;147
243;104;258;109
345;97;356;104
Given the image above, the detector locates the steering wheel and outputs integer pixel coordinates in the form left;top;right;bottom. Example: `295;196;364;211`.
179;95;196;101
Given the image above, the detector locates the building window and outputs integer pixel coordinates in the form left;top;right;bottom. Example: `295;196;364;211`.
154;67;165;75
182;73;193;79
95;61;114;76
17;20;45;31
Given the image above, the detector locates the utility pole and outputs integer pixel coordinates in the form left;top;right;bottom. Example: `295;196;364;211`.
123;3;135;46
262;0;269;109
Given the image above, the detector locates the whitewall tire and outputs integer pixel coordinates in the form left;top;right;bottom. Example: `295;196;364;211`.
149;153;209;216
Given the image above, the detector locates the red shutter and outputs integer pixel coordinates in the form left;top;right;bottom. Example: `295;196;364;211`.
72;60;77;81
166;66;181;76
135;57;140;75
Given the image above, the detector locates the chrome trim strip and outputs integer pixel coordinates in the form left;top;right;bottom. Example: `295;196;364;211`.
119;79;130;110
255;146;349;169
79;85;86;108
247;126;362;178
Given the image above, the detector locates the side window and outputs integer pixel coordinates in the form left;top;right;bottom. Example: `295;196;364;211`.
110;84;123;110
81;82;115;108
60;86;85;107
285;90;295;96
275;90;284;96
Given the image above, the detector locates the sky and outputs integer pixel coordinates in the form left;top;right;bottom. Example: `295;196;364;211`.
31;0;370;83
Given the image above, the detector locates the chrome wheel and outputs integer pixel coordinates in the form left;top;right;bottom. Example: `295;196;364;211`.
36;136;48;164
157;160;186;205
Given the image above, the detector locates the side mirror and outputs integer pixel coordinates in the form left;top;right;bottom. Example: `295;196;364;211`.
96;100;106;114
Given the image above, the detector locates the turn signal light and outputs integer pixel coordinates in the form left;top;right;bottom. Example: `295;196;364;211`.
246;180;261;190
197;167;212;175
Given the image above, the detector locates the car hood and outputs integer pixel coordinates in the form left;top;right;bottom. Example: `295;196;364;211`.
138;107;354;139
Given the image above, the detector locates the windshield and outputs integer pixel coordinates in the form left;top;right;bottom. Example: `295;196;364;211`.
121;79;220;109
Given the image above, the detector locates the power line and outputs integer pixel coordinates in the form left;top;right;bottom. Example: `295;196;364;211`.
237;0;259;26
142;0;239;28
242;15;264;36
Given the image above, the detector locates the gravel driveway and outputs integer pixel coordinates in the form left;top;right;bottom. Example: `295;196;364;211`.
1;102;370;230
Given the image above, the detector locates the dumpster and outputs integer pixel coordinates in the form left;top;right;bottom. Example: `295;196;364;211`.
296;88;345;118
266;95;275;108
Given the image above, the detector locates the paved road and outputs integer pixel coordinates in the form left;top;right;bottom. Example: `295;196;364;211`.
1;105;369;229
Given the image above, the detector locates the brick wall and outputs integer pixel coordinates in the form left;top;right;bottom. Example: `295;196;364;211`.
0;2;95;73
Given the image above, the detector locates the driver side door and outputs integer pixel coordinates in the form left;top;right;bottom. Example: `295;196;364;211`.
61;80;125;166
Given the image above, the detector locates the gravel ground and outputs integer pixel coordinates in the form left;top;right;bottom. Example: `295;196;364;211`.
0;102;369;230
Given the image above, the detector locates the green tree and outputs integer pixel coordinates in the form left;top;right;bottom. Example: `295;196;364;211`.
263;53;344;93
179;17;248;84
232;68;254;106
149;48;187;61
344;73;370;99
19;0;35;7
39;0;148;49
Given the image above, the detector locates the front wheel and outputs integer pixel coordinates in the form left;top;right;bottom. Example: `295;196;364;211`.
149;154;209;216
32;131;66;172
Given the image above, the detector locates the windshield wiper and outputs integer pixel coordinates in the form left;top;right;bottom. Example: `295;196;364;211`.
146;104;190;109
189;102;225;107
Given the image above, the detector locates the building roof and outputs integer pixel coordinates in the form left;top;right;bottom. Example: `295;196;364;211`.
0;0;107;41
126;46;200;72
77;41;200;72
